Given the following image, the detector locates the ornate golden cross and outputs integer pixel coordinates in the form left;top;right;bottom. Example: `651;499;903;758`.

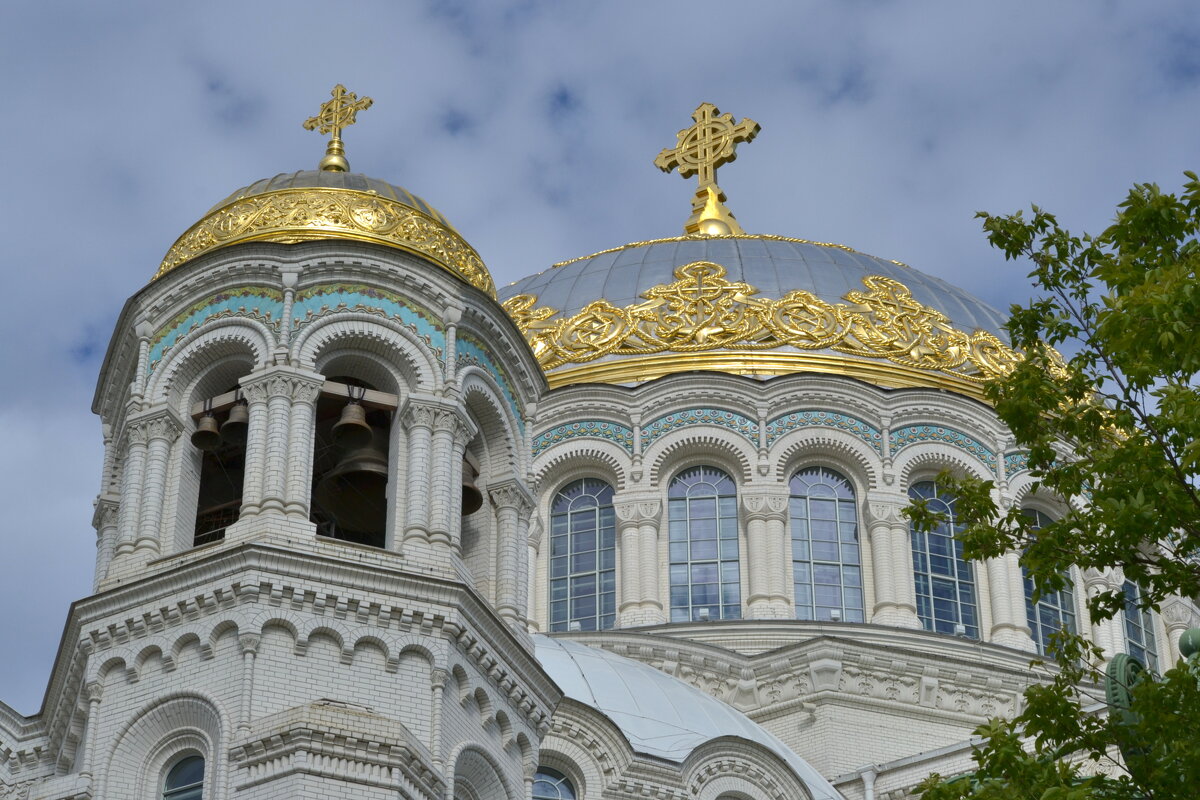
655;103;759;236
655;103;760;188
304;84;374;172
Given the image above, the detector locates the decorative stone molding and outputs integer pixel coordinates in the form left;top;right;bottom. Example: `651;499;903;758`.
614;499;662;527
740;492;789;521
488;481;535;515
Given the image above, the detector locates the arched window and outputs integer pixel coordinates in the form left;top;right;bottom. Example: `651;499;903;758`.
532;767;577;800
909;481;979;637
1021;509;1077;655
163;754;204;800
549;478;616;631
668;466;740;622
790;467;863;622
1122;581;1160;671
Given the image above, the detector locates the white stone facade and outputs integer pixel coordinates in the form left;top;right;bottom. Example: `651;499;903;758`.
2;223;1198;800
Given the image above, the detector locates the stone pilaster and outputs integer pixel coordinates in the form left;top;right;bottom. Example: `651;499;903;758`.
135;409;183;554
615;498;663;626
489;480;535;626
864;499;921;629
401;402;435;544
987;552;1036;651
114;421;150;556
742;491;791;619
237;633;261;734
1082;567;1124;661
91;498;120;591
283;371;325;520
1161;596;1198;662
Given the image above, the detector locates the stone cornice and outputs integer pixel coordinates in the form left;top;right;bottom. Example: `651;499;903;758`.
37;541;561;759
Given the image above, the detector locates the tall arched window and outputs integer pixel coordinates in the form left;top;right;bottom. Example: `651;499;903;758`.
1123;581;1160;671
163;754;204;800
668;466;740;622
549;479;616;631
533;767;577;800
909;481;979;637
790;467;863;622
1021;509;1077;655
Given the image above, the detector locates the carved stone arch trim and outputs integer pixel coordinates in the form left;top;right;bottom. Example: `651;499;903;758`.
544;698;634;783
534;442;628;498
449;741;520;800
293;312;441;392
647;428;754;486
531;742;592;800
460;369;521;476
146;319;272;405
772;427;881;492
298;622;349;655
896;443;995;489
684;738;817;800
89;655;129;686
1010;477;1069;519
345;631;393;668
97;690;230;800
245;609;304;641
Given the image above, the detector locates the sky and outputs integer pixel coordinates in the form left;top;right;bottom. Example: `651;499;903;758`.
1;0;1198;715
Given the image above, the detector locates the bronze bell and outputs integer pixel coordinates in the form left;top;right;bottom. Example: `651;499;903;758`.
315;429;389;534
191;413;221;451
461;455;483;515
332;401;373;450
221;400;249;445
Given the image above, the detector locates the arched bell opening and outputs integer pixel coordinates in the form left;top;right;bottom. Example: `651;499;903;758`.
189;386;249;546
310;376;391;548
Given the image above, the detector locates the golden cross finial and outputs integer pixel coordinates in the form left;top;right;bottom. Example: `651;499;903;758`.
655;103;760;235
303;84;374;172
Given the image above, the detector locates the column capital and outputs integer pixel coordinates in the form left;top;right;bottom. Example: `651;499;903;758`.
241;366;323;404
238;633;262;656
862;499;906;530
84;681;104;704
1161;596;1199;633
92;497;120;530
125;406;184;446
614;497;661;527
741;490;789;522
489;480;534;515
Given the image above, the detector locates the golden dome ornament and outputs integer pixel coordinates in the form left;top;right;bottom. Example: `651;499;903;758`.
654;103;760;235
303;83;374;172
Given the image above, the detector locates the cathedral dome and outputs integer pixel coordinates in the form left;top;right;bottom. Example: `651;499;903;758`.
500;233;1017;399
534;635;841;799
155;169;495;297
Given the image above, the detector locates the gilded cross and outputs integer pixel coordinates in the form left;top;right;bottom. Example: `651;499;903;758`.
303;84;374;172
654;103;760;235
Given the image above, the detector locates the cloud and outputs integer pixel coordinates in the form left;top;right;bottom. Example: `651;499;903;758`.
1;0;1199;715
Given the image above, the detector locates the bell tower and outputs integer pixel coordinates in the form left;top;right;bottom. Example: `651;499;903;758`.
25;87;559;800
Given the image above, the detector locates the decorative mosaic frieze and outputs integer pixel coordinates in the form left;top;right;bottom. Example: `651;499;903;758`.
148;286;284;374
641;408;758;447
1004;452;1030;479
292;283;445;356
457;331;524;434
889;425;997;468
765;410;882;453
532;421;635;457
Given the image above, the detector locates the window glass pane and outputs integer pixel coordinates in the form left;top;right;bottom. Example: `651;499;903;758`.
909;480;978;638
164;755;204;800
548;479;617;632
668;466;740;620
533;767;577;800
791;467;863;622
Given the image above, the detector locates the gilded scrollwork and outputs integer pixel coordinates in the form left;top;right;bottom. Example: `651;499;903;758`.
501;260;1036;384
156;188;496;298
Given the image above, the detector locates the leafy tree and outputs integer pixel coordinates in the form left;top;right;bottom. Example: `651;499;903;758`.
910;175;1200;799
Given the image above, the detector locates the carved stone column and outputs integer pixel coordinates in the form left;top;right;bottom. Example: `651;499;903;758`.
428;407;475;547
114;422;150;555
1161;596;1199;662
864;500;921;628
1082;568;1124;660
91;498;119;591
615;498;663;625
78;681;103;779
239;376;271;517
401;402;435;544
135;410;183;554
614;503;644;626
430;667;447;768
237;633;261;734
284;371;325;520
490;480;534;626
743;491;791;619
987;552;1036;651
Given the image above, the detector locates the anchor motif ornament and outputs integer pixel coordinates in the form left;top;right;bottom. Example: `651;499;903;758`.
655;103;760;235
